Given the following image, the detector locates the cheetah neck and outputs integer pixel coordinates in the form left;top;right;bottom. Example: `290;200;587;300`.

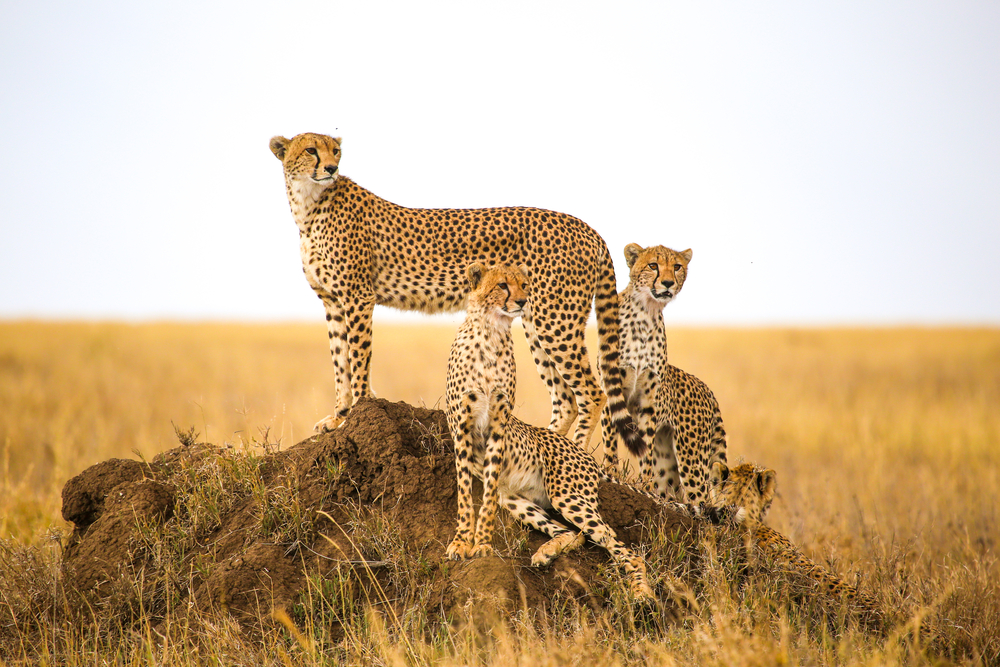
467;305;516;342
622;285;667;323
284;174;338;230
619;285;668;372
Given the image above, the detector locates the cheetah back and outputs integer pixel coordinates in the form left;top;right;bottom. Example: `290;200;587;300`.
272;133;639;452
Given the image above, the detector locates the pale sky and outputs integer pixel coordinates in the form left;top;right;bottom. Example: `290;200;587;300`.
1;1;998;325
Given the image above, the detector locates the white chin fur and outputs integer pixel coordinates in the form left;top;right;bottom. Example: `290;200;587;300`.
490;310;517;330
636;288;669;316
290;177;333;209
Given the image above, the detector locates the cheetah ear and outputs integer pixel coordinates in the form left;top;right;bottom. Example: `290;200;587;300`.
467;263;485;290
517;264;529;279
756;469;777;503
710;461;729;487
624;243;642;268
681;248;693;263
269;136;289;161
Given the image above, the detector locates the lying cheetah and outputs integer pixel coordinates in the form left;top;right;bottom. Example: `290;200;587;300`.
708;461;883;625
601;244;727;502
443;263;654;599
269;133;642;455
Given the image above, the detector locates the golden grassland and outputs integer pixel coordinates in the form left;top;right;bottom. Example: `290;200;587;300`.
1;321;999;664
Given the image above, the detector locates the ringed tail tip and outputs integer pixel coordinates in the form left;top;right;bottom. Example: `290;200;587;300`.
618;417;647;457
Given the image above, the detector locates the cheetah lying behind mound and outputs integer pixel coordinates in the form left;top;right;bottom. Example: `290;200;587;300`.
601;244;727;503
443;263;742;602
708;461;884;627
269;133;642;455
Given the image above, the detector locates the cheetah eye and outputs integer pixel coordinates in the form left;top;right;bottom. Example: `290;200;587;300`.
332;148;341;155
305;147;318;156
647;263;657;271
497;282;508;291
674;264;682;271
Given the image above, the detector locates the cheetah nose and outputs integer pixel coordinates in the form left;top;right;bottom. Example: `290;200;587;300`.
324;165;338;175
661;280;675;289
515;299;527;309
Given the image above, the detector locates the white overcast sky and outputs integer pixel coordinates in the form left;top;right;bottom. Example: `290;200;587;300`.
1;1;998;325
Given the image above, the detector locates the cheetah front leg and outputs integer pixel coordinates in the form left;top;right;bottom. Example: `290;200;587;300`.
313;295;353;433
645;422;681;500
469;389;511;557
344;297;376;405
445;392;482;560
632;370;669;495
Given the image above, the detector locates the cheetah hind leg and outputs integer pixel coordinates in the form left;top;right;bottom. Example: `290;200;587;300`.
642;421;681;499
555;498;655;602
522;310;578;436
599;400;619;468
533;531;587;566
501;495;584;567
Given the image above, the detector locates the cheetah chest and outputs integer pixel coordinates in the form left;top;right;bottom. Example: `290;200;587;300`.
621;318;663;373
298;232;329;293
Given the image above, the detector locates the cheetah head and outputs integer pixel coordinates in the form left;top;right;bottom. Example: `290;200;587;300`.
624;244;692;314
270;133;342;201
708;461;776;531
466;263;530;326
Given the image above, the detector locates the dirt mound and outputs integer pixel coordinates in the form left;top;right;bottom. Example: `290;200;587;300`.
60;398;705;632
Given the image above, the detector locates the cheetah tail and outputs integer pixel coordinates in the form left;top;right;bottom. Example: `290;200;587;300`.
593;248;646;457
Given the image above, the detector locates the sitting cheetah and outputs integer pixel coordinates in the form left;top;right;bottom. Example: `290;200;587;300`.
269;133;642;455
708;461;883;626
444;262;655;600
601;244;727;503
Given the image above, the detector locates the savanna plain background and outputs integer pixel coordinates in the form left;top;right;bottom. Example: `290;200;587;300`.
1;321;998;664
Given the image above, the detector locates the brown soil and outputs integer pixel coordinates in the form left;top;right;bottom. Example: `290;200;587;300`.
59;398;707;632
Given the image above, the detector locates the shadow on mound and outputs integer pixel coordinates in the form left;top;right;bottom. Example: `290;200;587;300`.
59;398;706;634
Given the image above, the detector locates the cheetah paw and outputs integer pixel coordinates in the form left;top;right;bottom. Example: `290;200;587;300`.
313;414;346;434
631;581;657;602
445;538;476;560
530;532;585;567
469;542;496;558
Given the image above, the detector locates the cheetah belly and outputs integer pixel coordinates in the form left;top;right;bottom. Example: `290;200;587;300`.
500;466;551;509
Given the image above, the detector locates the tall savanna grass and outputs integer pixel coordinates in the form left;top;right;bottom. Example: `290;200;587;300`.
1;321;998;664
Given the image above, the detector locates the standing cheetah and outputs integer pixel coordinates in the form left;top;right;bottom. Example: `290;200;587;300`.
601;244;727;503
269;133;642;455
